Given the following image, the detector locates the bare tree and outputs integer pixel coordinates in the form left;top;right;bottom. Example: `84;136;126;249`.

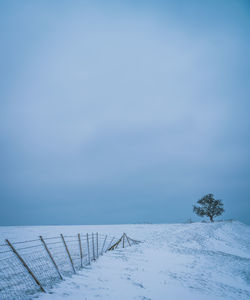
193;194;224;222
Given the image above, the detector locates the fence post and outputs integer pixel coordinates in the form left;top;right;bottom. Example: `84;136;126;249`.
115;239;120;249
86;233;91;265
78;234;83;268
60;234;76;274
101;235;107;255
122;233;125;248
6;239;46;293
40;236;63;280
108;235;123;251
96;233;99;259
125;233;131;246
92;233;95;261
106;237;114;252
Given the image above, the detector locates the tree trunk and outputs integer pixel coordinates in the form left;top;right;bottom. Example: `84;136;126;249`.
209;215;214;222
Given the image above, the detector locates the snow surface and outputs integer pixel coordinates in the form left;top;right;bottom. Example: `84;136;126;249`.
0;221;250;300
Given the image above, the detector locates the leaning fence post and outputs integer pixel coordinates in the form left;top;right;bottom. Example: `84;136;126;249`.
6;239;46;293
115;239;121;249
86;233;91;265
40;236;63;280
92;233;96;261
108;235;123;251
125;233;131;246
106;237;114;252
101;235;107;255
96;233;99;259
61;234;76;274
78;233;83;268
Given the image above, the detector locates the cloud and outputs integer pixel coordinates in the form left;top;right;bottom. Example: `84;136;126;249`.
0;0;250;225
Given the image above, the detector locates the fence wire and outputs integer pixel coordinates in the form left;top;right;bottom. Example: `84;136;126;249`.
0;232;140;300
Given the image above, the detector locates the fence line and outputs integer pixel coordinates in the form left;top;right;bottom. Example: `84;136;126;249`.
0;232;140;300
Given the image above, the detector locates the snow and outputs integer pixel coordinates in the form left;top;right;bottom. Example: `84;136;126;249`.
1;221;250;300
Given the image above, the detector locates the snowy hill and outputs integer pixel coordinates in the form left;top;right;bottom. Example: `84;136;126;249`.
1;221;250;300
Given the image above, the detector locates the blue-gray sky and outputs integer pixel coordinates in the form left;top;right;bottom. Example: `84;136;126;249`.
0;0;250;226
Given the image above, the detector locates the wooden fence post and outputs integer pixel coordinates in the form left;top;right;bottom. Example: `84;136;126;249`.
122;233;125;248
125;233;131;246
40;236;63;280
6;239;46;293
86;233;91;265
92;233;95;261
78;234;83;268
108;235;123;251
96;233;99;259
60;234;76;274
106;237;114;252
101;235;107;255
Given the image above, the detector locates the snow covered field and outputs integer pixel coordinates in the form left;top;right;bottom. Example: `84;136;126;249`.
1;221;250;300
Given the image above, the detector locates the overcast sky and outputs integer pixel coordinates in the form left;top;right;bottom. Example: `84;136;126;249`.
0;0;249;226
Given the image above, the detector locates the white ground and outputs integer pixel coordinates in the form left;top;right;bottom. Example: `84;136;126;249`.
1;221;250;300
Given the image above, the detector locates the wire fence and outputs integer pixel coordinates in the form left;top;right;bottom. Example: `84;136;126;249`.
0;232;140;300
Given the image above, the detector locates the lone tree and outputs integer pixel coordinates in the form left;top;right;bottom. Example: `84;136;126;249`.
193;194;224;222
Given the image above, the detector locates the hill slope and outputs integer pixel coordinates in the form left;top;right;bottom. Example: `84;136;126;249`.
29;221;250;300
